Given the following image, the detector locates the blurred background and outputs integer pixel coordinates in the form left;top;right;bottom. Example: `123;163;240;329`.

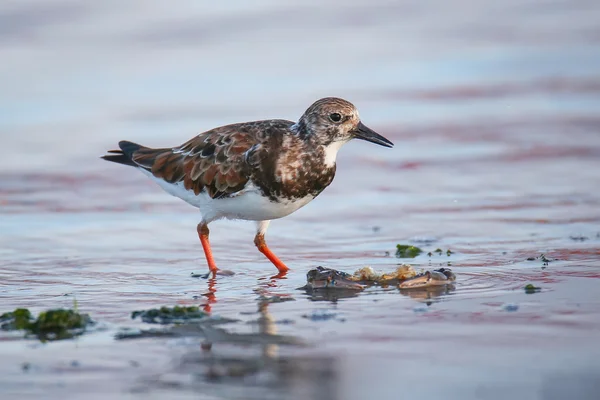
2;0;599;173
1;1;600;399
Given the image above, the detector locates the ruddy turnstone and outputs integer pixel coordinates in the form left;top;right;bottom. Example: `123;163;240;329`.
102;97;393;276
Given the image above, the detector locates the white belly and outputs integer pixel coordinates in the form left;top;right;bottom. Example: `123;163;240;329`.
141;169;314;222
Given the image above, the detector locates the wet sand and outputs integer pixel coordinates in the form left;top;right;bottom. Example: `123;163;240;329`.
1;1;600;399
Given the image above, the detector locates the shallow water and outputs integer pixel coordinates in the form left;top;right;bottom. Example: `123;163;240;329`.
2;0;600;399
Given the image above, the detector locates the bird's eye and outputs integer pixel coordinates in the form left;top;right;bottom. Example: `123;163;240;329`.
329;113;342;123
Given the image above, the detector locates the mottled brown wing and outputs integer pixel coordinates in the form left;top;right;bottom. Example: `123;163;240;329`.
131;124;260;199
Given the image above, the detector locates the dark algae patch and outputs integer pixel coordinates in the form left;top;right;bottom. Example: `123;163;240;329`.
524;284;542;294
427;248;453;257
131;306;209;324
0;308;94;341
119;306;239;340
395;244;423;258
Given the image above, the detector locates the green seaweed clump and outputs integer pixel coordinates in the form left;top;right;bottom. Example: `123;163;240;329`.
0;308;33;331
131;306;208;324
30;309;93;341
0;308;94;341
395;244;423;258
524;284;541;294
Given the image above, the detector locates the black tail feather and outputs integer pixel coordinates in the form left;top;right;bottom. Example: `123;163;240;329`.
118;140;143;158
101;153;136;166
101;140;144;167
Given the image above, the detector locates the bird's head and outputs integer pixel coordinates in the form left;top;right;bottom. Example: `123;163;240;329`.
295;97;394;148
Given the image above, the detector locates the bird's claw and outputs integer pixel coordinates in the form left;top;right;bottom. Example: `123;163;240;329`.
200;269;235;279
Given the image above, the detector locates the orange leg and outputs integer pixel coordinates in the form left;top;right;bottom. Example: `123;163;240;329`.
254;233;289;274
197;223;218;274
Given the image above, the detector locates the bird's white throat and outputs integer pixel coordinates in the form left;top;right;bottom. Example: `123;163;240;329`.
322;140;348;167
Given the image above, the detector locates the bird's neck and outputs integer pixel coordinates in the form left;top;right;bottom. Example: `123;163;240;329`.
290;118;311;140
291;119;349;167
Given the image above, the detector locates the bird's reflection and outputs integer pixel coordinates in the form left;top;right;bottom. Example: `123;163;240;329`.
133;294;336;399
257;300;278;359
200;277;218;313
199;270;290;313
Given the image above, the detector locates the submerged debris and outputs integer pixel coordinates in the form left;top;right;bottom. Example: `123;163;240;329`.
303;266;364;291
131;306;209;324
302;310;343;322
398;268;456;289
115;327;179;340
527;253;552;267
569;235;588;242
409;236;438;246
395;244;423;258
301;266;456;292
0;308;94;341
503;304;519;312
351;265;416;282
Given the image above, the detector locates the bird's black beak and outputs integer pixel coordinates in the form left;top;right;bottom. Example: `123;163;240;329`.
352;122;394;148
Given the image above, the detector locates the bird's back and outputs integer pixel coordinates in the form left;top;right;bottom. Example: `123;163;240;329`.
102;119;297;200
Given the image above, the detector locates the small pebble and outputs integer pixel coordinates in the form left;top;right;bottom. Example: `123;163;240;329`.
201;341;212;351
